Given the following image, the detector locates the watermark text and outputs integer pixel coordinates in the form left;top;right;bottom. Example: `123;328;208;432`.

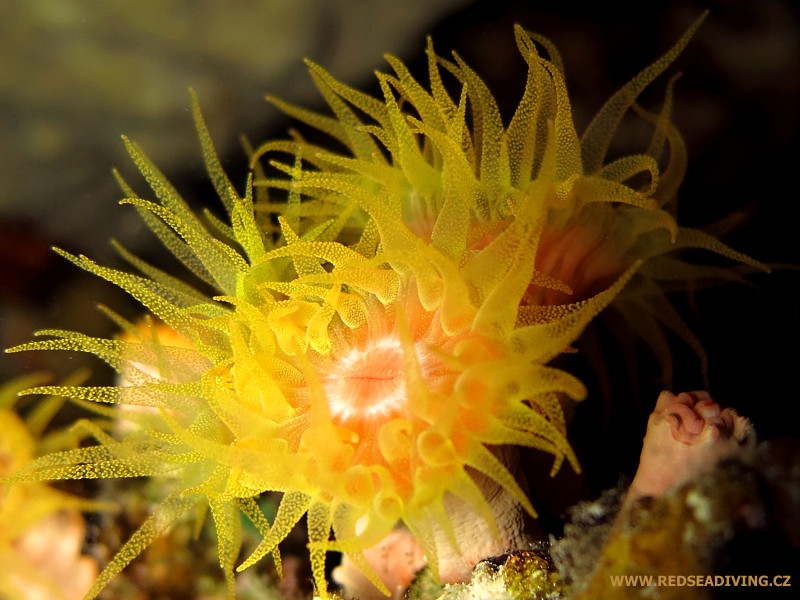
610;574;792;588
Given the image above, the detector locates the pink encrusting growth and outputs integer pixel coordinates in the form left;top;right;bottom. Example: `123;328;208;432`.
333;528;427;600
623;390;753;511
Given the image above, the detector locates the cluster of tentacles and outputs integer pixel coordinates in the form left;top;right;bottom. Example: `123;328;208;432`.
3;13;763;599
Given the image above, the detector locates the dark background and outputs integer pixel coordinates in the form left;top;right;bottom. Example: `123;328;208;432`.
423;0;800;500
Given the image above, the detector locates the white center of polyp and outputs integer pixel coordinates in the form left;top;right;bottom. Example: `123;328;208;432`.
324;337;407;423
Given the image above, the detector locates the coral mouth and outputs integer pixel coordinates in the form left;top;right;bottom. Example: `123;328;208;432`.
531;217;625;306
324;337;409;423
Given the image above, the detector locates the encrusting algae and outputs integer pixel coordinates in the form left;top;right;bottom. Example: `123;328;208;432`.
2;12;763;598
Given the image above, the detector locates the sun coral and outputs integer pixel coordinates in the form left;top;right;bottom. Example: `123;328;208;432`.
3;13;765;599
256;11;764;384
5;89;604;597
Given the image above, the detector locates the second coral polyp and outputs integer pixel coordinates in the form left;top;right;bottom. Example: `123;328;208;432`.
532;207;630;306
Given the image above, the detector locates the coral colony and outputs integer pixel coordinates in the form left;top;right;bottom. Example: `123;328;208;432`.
1;11;765;599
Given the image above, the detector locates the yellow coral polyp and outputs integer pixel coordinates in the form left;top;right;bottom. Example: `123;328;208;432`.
222;264;594;589
258;12;764;382
0;376;104;600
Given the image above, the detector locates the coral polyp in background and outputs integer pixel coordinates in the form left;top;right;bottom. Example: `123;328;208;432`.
257;13;763;384
3;13;764;599
0;375;101;600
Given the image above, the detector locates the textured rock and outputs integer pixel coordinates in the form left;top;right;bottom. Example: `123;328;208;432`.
562;440;800;599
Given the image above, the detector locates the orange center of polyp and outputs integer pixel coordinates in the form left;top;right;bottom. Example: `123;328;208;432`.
530;220;624;305
324;338;409;424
